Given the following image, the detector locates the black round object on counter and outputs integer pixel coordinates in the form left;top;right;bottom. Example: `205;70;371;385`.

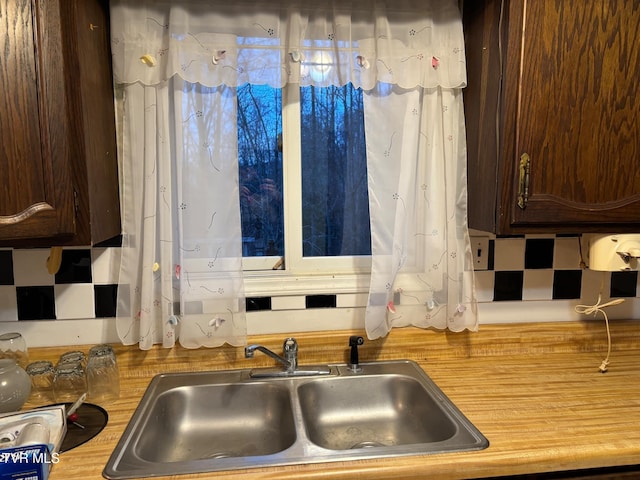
56;402;108;452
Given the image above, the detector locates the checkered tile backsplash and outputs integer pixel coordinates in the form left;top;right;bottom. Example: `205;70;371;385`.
474;235;639;302
0;235;638;321
0;248;120;321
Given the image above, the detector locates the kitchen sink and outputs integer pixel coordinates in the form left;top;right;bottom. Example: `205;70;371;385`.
135;382;296;462
103;360;488;479
298;374;458;450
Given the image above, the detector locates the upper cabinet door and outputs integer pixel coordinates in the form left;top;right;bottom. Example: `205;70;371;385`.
0;0;76;241
0;0;120;246
464;0;640;234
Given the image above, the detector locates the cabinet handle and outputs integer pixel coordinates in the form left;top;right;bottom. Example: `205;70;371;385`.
517;153;530;209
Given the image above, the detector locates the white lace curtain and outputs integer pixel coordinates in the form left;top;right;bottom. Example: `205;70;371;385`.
110;0;477;349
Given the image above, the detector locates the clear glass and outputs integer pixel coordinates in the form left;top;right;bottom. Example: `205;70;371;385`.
0;358;31;412
58;350;86;368
53;363;87;403
26;360;54;403
300;85;371;257
237;83;284;257
0;332;29;368
87;344;120;403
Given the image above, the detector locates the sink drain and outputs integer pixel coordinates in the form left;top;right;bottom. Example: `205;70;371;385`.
350;441;386;449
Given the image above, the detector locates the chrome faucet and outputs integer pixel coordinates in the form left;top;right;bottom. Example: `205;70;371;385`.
245;337;298;374
244;337;331;378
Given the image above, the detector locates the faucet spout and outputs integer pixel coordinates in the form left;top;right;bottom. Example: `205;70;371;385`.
245;337;298;374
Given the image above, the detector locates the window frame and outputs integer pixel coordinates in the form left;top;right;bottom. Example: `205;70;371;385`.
242;83;372;298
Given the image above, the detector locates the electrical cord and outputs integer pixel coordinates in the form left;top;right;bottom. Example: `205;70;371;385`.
574;273;625;373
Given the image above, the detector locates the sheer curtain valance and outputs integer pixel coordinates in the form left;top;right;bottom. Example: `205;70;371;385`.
110;0;467;90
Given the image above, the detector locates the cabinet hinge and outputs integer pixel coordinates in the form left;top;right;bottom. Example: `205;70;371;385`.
517;153;530;210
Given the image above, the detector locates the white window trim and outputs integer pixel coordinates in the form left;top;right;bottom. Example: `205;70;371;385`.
244;270;371;297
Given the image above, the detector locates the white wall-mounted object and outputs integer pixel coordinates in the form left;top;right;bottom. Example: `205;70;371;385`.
585;234;640;271
471;236;490;271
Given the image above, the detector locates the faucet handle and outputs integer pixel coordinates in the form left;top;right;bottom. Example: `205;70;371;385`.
283;337;298;354
283;338;298;371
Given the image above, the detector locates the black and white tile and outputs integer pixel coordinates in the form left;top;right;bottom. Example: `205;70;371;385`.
474;235;639;302
0;247;120;321
0;235;638;321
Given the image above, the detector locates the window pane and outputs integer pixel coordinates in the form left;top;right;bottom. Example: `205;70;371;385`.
237;84;284;257
300;85;371;257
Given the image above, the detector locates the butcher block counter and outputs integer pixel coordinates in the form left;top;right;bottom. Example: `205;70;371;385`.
22;320;640;479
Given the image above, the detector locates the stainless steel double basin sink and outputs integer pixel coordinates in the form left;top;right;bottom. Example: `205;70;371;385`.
103;360;488;478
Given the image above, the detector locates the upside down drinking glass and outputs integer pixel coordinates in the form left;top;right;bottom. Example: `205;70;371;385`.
87;344;120;403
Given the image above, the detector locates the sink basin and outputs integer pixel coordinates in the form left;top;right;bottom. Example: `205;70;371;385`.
103;361;488;479
298;375;458;450
135;383;296;462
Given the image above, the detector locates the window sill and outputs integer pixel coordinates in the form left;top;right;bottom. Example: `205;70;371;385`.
243;271;371;297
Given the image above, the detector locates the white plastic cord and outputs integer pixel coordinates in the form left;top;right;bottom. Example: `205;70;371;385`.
574;273;625;373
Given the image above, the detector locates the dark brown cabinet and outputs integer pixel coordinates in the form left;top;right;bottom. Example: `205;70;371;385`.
463;0;640;234
0;0;119;246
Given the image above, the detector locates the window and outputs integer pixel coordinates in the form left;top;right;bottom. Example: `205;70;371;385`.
238;82;371;276
237;84;284;258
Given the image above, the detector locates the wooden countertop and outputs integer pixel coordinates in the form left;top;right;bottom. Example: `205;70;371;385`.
23;320;640;479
